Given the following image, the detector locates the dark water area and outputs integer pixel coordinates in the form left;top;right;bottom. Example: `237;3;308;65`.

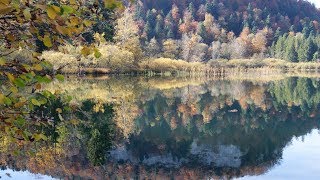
1;76;320;179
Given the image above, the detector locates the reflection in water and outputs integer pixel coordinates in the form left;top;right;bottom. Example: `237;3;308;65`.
1;76;320;179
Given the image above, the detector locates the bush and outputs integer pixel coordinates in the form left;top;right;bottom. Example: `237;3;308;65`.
41;44;136;73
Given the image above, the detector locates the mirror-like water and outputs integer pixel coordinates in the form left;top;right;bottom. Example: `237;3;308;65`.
1;76;320;179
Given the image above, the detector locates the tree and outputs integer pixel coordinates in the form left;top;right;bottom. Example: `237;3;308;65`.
188;2;196;19
143;21;153;40
252;30;267;54
284;35;297;62
211;41;221;59
197;22;208;42
297;36;315;62
162;39;180;59
145;37;161;57
275;35;286;59
164;11;175;39
155;14;164;39
114;9;143;62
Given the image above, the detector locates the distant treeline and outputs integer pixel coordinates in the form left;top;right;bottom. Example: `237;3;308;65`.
126;0;320;62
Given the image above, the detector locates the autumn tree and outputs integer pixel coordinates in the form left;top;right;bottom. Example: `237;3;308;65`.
115;8;143;62
145;37;161;57
162;39;180;59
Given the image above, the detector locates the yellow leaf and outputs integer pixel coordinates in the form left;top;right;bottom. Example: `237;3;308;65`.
10;86;18;93
6;73;15;82
43;35;53;48
0;57;6;66
55;24;66;35
14;101;25;108
46;6;57;19
0;93;4;104
70;119;79;125
56;108;62;113
23;8;31;20
51;5;60;13
0;0;10;5
6;34;15;41
83;20;93;27
81;46;91;57
70;0;76;5
33;64;43;71
35;83;41;90
0;5;13;15
70;16;79;26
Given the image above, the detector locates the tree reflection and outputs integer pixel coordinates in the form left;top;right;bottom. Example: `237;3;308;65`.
1;77;320;179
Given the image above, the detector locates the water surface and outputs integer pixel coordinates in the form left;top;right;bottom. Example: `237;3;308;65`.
1;76;320;179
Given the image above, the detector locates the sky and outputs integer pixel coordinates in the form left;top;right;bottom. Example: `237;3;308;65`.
308;0;320;8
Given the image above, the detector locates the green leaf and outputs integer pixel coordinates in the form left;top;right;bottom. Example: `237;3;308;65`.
31;99;41;106
62;5;73;14
33;133;47;141
43;35;53;48
42;90;53;98
4;97;12;106
13;78;26;88
22;131;29;141
55;74;64;82
38;98;47;105
35;75;52;83
94;50;102;58
23;8;31;20
14;117;26;128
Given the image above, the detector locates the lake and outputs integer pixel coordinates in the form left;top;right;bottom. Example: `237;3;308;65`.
1;76;320;179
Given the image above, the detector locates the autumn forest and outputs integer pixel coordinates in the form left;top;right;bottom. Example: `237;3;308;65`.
1;0;320;179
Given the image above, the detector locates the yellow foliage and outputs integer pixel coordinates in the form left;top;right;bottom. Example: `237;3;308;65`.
139;58;206;73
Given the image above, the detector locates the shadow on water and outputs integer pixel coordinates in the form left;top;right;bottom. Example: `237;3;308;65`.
1;76;320;179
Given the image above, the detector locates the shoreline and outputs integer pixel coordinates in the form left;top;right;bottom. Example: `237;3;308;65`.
46;57;320;76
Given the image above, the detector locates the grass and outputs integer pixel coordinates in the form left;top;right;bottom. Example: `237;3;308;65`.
209;58;320;72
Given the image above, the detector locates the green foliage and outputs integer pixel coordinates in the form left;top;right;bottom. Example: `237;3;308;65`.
76;100;115;166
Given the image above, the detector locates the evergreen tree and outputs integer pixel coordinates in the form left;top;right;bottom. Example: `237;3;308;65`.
155;14;164;39
302;23;311;37
146;9;156;25
265;14;271;27
275;35;285;59
197;22;208;43
205;0;218;18
274;27;282;40
134;2;145;20
144;21;153;40
285;36;297;62
313;51;319;61
304;37;316;61
167;29;174;39
297;37;306;62
165;11;175;38
188;2;196;19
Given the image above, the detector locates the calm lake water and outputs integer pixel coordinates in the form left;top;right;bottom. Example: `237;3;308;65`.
1;76;320;179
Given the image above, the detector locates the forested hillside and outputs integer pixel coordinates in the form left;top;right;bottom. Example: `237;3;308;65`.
127;0;320;62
